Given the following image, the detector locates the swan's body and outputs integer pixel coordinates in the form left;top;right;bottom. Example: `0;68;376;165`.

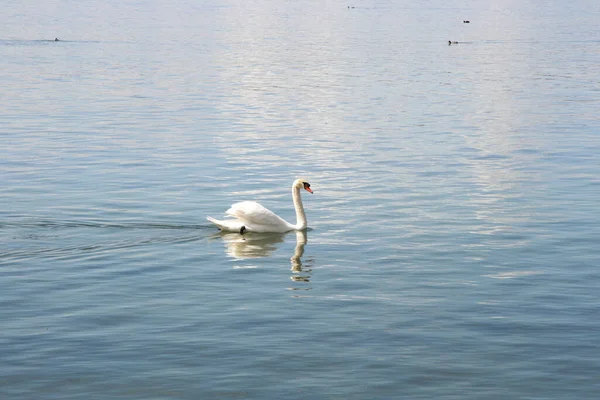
207;179;313;233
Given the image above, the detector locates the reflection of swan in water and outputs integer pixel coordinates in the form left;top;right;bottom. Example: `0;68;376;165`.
212;230;310;280
212;231;287;259
290;230;307;272
290;230;311;283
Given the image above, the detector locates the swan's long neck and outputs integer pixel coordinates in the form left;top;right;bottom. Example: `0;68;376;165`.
292;184;307;230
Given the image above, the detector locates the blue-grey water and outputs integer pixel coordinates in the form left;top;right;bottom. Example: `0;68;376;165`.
2;1;600;399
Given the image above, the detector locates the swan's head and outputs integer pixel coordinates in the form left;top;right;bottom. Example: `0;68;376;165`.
294;178;313;194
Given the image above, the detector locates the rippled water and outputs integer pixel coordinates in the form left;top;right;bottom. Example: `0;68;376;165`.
2;1;600;399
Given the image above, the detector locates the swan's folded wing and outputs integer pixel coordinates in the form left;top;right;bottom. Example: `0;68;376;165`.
226;201;289;227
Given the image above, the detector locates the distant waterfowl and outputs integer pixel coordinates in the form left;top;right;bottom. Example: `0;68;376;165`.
448;40;459;45
207;179;313;233
463;20;470;23
54;38;59;41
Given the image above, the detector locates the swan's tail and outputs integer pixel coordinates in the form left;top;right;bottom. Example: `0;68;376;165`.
207;216;244;232
206;216;224;230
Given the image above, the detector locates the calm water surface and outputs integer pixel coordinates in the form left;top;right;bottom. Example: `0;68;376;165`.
2;1;600;399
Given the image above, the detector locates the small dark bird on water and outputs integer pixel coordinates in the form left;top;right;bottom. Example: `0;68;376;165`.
463;20;470;23
448;40;459;45
54;38;59;41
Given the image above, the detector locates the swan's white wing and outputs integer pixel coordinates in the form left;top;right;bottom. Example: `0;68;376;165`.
226;201;292;232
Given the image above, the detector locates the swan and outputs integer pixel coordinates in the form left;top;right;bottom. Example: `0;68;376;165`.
207;179;313;233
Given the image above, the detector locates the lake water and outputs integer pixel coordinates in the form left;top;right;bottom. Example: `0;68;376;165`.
2;1;600;398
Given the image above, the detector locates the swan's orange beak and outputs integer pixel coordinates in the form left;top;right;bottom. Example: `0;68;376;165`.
303;182;313;194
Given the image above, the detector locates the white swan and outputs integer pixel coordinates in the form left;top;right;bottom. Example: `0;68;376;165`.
207;179;313;233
